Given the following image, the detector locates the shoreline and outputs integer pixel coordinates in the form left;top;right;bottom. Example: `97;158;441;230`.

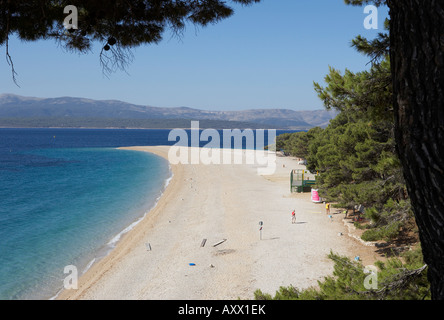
57;146;383;300
49;148;174;300
56;146;181;300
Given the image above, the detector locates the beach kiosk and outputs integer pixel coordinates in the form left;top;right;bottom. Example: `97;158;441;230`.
311;189;322;203
290;169;318;193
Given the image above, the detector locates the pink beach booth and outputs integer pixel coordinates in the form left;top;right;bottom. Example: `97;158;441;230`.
311;189;321;203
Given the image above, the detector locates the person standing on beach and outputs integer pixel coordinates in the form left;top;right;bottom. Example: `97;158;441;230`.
326;202;330;215
291;210;296;224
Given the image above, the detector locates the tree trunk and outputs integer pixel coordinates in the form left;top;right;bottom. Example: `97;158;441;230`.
388;0;444;299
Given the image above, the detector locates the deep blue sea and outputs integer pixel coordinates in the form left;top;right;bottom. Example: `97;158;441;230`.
0;128;296;300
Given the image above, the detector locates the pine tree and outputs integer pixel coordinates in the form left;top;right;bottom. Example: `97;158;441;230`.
346;0;444;302
254;248;430;300
0;0;259;78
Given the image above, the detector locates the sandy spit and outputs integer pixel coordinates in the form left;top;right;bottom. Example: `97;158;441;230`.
57;146;380;300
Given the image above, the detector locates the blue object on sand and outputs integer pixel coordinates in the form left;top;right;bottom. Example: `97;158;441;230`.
189;263;196;266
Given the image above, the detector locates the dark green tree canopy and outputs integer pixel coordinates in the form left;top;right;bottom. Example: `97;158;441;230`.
1;0;259;48
0;0;259;78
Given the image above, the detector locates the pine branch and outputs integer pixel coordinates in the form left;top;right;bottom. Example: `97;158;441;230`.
355;264;428;299
4;3;19;87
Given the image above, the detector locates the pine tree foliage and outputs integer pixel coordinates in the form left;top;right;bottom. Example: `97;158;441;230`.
255;248;430;300
278;65;410;242
275;127;322;159
276;10;413;243
344;0;386;7
309;37;415;241
1;1;260;48
0;0;260;77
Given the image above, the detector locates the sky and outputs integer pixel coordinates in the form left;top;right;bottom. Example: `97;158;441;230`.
0;0;388;111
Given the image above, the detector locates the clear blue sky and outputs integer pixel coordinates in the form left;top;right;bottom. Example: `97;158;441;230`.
0;0;388;111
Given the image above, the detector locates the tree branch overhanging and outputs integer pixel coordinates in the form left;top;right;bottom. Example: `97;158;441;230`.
0;0;261;80
354;264;428;299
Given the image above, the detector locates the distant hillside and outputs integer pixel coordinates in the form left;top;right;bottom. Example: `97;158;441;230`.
0;94;337;129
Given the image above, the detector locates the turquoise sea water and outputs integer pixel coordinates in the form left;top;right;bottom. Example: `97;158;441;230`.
0;129;171;299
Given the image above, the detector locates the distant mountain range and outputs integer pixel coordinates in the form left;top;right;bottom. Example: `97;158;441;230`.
0;94;337;129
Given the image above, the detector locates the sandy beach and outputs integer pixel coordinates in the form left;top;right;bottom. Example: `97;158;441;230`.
57;146;382;300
